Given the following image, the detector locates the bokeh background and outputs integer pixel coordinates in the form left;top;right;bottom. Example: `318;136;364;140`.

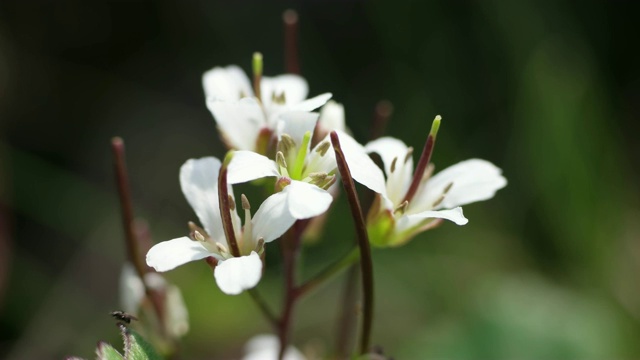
1;1;639;359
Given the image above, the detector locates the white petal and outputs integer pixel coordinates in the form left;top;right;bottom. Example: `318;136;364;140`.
202;65;253;100
276;111;319;148
119;263;145;315
365;137;411;177
146;237;213;272
284;181;333;219
261;74;309;107
165;284;190;338
287;92;332;112
402;207;469;226
243;334;306;360
419;159;507;209
180;157;226;241
305;134;337;175
335;130;387;196
207;97;266;151
227;150;280;184
252;191;296;243
214;252;263;295
318;100;346;133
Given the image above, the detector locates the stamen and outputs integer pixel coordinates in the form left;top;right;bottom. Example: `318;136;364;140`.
390;157;398;173
241;194;253;253
278;133;297;155
393;200;409;215
404;147;414;164
216;242;229;255
193;230;206;242
423;164;435;181
228;194;236;211
241;194;251;210
431;182;454;208
315;140;331;156
276;151;288;169
256;237;265;253
272;91;286;104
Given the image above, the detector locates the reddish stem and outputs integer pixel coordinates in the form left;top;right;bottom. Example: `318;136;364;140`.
283;9;300;74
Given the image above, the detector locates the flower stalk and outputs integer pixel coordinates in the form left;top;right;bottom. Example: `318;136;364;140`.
111;137;165;329
330;131;375;355
283;9;300;74
218;151;242;257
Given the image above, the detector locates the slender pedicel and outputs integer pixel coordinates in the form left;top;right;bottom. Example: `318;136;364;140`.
283;9;300;74
330;131;375;355
218;151;241;257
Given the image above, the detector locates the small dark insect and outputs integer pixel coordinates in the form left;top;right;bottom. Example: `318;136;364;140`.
110;310;138;324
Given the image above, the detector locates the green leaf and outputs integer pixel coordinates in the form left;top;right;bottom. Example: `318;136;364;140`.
96;341;124;360
121;325;162;360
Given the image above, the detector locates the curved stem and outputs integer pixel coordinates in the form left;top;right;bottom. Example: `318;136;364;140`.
111;138;165;328
248;288;279;329
330;131;375;355
335;265;359;359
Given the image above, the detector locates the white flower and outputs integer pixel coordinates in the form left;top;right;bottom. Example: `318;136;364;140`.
243;334;305;360
315;100;346;141
146;157;296;295
339;131;507;247
119;264;189;338
226;111;379;221
203;64;332;153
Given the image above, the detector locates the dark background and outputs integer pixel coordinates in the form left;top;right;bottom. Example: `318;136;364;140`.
1;1;639;359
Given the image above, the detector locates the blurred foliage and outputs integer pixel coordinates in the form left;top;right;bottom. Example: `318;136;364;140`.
0;1;639;359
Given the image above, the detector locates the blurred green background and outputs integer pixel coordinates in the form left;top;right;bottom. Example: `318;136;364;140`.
1;1;639;359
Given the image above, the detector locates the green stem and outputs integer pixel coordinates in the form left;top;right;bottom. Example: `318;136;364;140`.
295;247;359;298
248;288;279;329
330;131;375;355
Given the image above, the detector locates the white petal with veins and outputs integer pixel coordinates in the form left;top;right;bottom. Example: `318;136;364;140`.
180;157;226;242
146;236;213;272
227;151;280;184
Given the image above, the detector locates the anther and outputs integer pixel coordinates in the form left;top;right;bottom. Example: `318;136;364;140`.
276;151;288;169
390;157;398;173
241;194;251;210
404;147;414;164
315;140;331;156
193;230;206;242
216;242;229;255
228;194;236;211
278;134;297;154
256;238;265;252
393;200;409;215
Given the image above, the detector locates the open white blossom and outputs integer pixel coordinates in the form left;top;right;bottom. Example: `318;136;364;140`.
203;64;331;153
226;112;379;221
146;157;296;295
243;334;305;360
336;129;507;247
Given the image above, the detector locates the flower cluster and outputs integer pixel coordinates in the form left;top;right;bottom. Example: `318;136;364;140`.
146;53;506;294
